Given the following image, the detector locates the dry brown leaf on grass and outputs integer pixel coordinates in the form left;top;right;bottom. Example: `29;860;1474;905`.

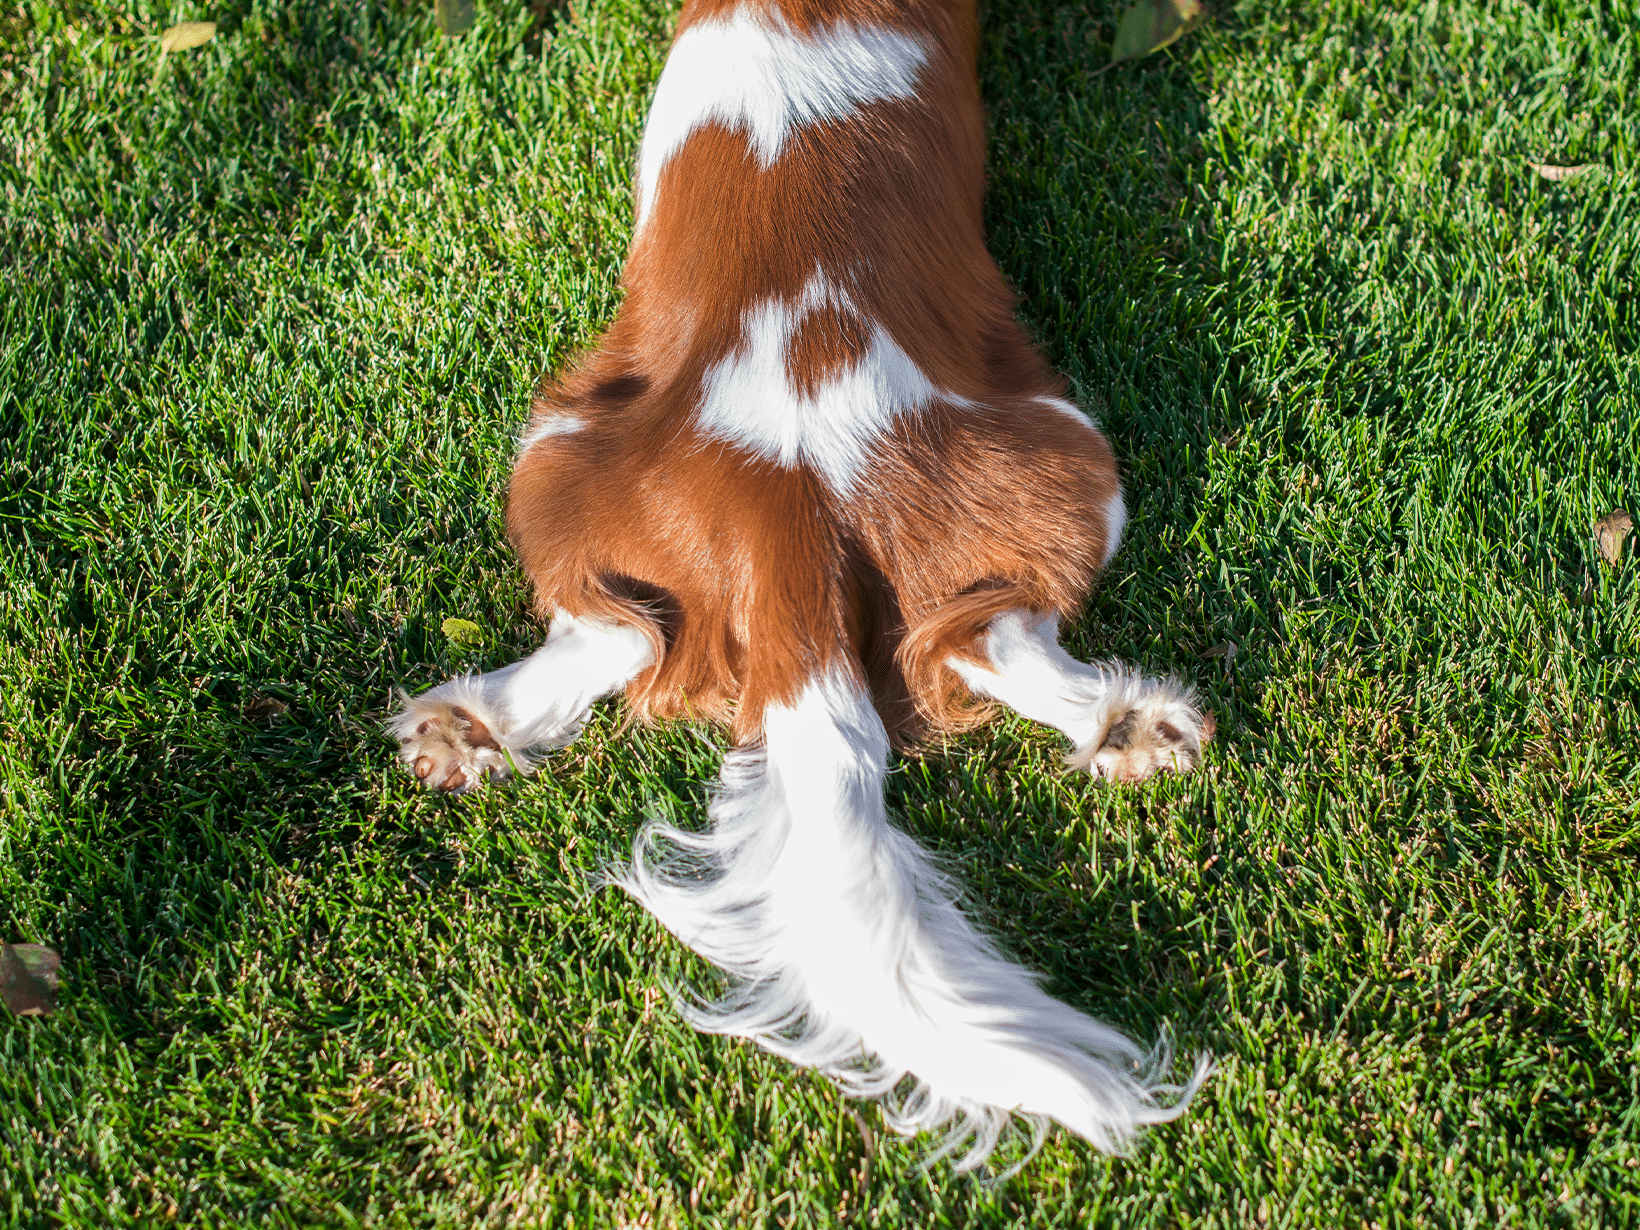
243;695;289;723
1595;509;1633;566
1528;162;1598;182
159;22;217;53
2;944;61;1017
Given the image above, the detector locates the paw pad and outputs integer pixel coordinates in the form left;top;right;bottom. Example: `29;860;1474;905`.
1069;684;1213;784
392;697;511;793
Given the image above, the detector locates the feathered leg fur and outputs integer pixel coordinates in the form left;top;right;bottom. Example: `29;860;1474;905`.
391;611;655;792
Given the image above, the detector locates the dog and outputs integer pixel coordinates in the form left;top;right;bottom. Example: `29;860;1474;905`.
393;0;1213;1171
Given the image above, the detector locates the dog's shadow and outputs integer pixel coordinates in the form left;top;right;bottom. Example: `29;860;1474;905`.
983;1;1248;683
864;0;1238;1028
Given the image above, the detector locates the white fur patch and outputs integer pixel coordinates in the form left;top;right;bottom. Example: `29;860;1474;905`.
948;609;1108;741
1032;393;1099;429
1102;487;1127;567
635;7;929;223
392;610;655;784
695;273;964;494
517;413;586;455
949;609;1207;780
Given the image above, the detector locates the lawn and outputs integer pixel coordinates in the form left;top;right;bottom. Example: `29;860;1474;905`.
2;0;1638;1225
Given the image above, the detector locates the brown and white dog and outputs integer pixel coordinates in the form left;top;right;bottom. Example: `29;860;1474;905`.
394;0;1213;1170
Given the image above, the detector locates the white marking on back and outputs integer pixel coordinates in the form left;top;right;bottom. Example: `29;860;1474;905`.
694;273;965;495
1033;394;1099;431
517;413;586;455
1101;487;1127;567
635;7;929;224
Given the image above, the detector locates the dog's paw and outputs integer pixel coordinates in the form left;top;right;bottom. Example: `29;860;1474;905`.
391;692;514;794
1068;679;1214;783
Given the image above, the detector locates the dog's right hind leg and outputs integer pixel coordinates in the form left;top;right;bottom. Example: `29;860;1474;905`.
391;611;656;793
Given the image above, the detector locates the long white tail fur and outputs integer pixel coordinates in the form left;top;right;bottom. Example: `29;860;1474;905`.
616;666;1207;1171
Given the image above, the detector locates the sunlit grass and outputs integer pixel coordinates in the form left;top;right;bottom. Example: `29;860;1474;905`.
2;0;1637;1224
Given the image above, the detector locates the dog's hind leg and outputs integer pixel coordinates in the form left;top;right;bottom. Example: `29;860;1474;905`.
392;611;656;793
947;609;1213;783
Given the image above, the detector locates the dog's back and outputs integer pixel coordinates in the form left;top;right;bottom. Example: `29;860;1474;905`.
508;0;1122;744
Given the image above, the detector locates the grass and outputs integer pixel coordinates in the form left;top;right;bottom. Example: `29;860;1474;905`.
2;0;1638;1224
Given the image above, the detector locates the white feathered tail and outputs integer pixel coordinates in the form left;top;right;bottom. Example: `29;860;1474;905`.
615;667;1206;1170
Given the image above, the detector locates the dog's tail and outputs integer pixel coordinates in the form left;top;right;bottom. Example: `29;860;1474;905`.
615;659;1206;1171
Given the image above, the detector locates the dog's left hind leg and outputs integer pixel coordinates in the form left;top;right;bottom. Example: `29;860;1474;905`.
947;609;1213;783
392;611;656;793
